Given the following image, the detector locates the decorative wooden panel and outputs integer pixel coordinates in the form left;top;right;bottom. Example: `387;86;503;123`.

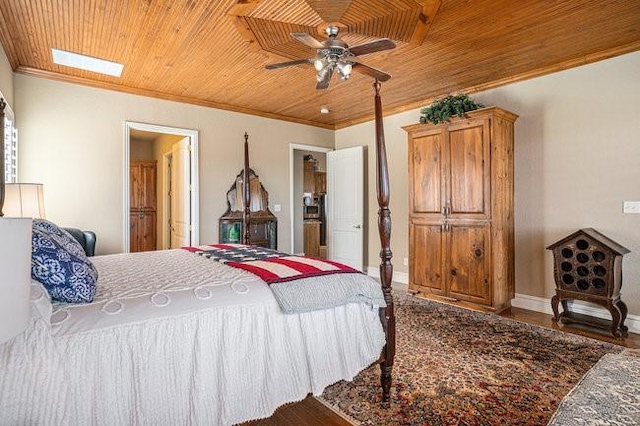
304;220;321;257
314;171;327;195
447;224;491;305
130;161;157;210
448;121;489;217
0;1;638;128
303;160;316;194
410;221;444;294
410;131;444;215
130;211;157;253
130;160;157;252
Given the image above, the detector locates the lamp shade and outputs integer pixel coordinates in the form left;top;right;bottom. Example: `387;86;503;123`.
4;183;46;219
0;218;32;343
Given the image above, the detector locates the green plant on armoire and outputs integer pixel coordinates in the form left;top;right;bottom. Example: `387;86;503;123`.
419;94;484;125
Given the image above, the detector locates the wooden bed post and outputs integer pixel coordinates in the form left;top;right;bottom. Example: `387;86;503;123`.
374;81;395;403
242;132;251;245
0;98;6;217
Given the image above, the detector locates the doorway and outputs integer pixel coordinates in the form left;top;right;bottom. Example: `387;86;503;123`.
288;143;332;255
123;122;199;253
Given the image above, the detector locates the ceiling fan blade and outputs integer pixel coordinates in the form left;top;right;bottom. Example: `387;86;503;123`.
352;62;391;82
316;67;334;90
349;38;396;56
291;32;325;49
265;59;312;70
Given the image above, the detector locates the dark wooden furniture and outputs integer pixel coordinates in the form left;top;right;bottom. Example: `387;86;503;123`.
548;228;630;337
130;160;157;252
303;220;320;257
219;167;277;250
404;107;517;312
373;82;394;403
303;157;316;194
314;171;326;195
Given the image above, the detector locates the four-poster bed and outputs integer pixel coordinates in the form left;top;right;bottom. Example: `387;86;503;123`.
0;81;395;423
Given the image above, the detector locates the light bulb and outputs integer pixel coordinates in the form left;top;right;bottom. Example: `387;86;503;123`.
316;66;329;82
313;59;324;71
337;61;352;80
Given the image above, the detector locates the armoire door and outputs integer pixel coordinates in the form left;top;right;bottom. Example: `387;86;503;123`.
138;162;157;210
410;221;445;295
446;119;491;219
409;128;446;218
130;211;157;252
445;223;491;305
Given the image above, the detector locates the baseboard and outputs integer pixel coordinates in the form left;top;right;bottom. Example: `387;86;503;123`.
366;266;639;335
512;293;640;335
366;266;408;285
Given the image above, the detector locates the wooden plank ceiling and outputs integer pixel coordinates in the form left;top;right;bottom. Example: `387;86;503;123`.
0;0;639;129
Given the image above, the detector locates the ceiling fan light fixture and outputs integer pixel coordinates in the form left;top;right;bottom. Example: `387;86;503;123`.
265;25;395;89
316;66;331;82
337;61;352;80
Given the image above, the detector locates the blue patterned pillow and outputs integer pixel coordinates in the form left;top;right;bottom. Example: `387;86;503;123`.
31;227;98;303
32;219;87;258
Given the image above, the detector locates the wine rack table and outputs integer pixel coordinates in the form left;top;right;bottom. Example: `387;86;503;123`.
547;228;630;337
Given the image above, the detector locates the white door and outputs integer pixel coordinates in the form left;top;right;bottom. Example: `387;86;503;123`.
327;146;364;270
170;137;191;248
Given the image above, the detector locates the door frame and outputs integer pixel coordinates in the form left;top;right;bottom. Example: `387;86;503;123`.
288;143;332;254
161;151;172;249
123;122;199;252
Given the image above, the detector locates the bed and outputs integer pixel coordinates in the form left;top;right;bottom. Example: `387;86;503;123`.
0;82;395;425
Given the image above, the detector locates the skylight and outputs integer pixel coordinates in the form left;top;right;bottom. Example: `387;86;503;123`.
51;48;124;77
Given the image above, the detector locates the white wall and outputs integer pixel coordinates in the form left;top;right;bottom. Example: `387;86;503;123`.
336;50;640;315
130;138;155;160
15;74;334;254
0;44;13;107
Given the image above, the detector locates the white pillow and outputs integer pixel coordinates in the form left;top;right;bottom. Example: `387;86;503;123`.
30;280;53;325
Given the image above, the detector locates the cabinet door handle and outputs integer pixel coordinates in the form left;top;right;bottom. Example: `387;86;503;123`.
451;268;457;276
353;224;362;229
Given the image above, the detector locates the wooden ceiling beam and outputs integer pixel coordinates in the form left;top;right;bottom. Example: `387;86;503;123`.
409;0;441;45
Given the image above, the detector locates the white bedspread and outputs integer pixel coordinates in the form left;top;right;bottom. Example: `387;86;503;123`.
0;249;386;426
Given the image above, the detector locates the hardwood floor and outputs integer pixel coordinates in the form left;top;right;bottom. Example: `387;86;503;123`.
241;396;351;426
243;302;639;426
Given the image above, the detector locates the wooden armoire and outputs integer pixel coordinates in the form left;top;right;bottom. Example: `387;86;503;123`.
404;107;518;312
130;160;157;252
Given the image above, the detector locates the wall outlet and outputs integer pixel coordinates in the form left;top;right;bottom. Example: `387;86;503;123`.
273;204;281;212
403;257;408;266
623;201;640;214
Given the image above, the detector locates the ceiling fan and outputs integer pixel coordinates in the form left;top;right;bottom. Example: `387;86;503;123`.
265;26;396;90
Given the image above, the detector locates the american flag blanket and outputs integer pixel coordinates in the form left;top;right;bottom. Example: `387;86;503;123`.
182;244;359;284
182;244;386;313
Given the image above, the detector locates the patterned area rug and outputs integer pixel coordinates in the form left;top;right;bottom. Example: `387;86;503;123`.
320;293;622;426
548;349;640;425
